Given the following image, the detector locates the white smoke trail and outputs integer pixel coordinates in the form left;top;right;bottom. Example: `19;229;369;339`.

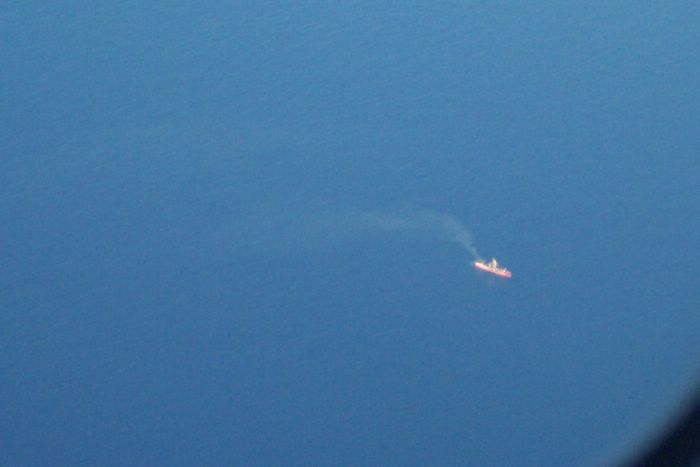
360;211;482;260
198;207;482;262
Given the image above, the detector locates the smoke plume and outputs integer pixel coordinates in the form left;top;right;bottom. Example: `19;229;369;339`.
359;211;482;260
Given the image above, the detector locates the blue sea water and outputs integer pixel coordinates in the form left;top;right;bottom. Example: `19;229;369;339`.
2;2;699;465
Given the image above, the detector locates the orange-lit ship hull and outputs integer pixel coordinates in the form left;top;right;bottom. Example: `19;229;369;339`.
473;259;512;279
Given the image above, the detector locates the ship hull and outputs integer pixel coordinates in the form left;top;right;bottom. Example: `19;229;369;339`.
473;261;512;279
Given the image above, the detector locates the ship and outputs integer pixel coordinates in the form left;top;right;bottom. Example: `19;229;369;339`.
473;258;512;279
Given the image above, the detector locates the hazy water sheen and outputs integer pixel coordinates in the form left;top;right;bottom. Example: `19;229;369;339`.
2;2;700;465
